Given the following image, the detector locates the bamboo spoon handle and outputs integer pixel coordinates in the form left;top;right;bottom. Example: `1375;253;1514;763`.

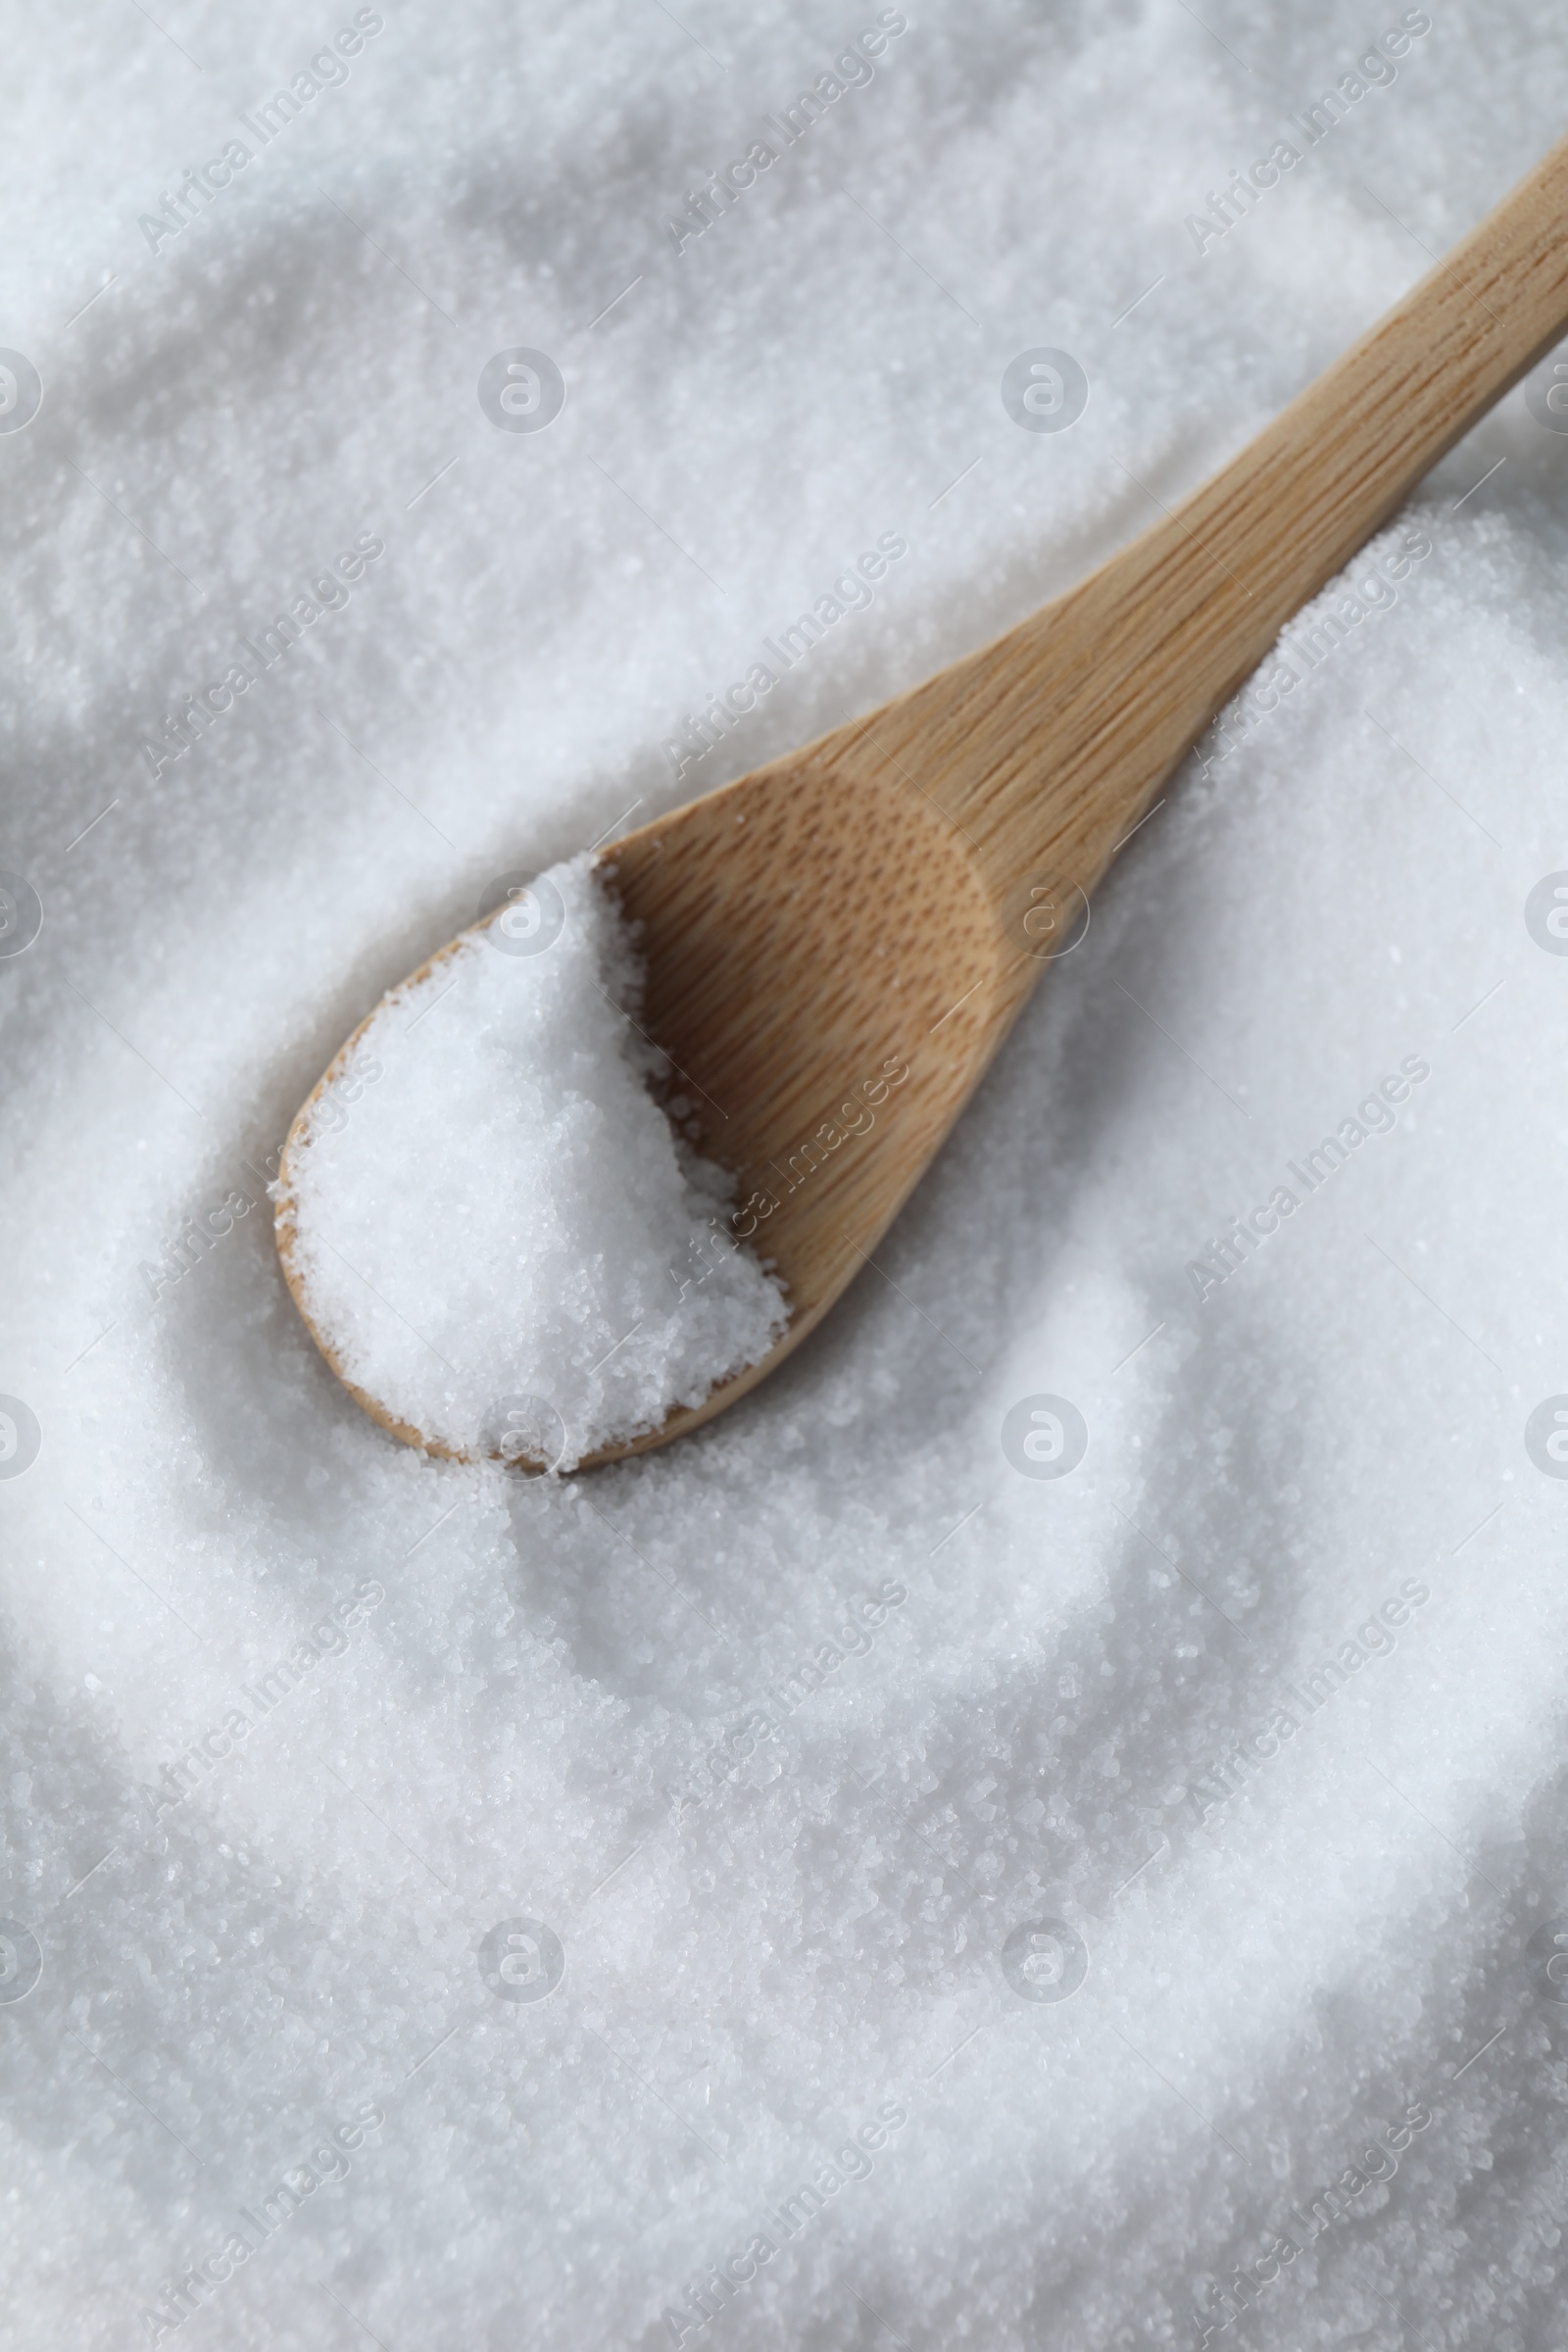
846;129;1568;919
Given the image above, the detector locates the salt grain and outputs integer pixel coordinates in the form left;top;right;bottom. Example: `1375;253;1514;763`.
278;853;787;1469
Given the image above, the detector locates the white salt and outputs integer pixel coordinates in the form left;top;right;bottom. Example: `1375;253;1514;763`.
277;853;786;1469
8;7;1568;2349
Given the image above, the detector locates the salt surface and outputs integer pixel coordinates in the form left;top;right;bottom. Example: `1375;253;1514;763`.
7;5;1568;2350
278;852;787;1469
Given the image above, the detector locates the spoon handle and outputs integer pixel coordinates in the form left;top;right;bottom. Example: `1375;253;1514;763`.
856;129;1568;921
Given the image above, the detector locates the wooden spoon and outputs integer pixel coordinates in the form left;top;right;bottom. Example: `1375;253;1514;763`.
276;133;1568;1468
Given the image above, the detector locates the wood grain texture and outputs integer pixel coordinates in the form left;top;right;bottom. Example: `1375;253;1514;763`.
277;130;1568;1468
